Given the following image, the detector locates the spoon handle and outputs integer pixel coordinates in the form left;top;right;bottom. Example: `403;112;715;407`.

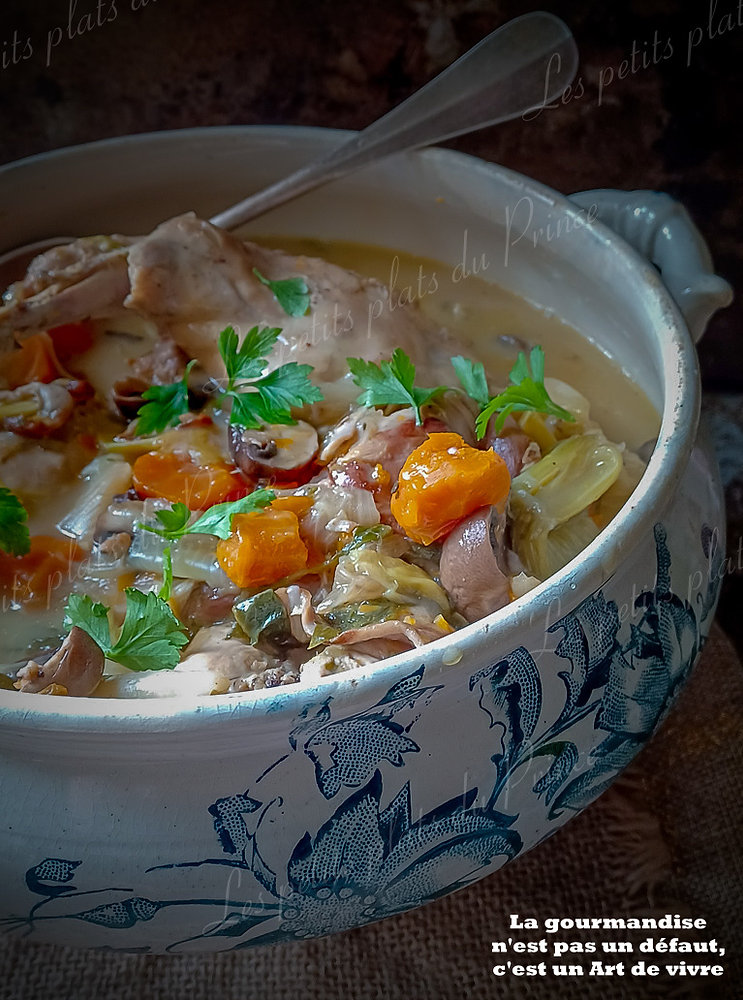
210;11;578;231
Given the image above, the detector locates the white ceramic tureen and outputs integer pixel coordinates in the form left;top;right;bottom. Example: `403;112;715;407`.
0;128;731;952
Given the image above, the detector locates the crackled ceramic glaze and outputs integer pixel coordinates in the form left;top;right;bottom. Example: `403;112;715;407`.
0;128;729;952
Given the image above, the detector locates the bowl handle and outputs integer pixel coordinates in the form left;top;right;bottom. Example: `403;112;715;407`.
569;189;732;342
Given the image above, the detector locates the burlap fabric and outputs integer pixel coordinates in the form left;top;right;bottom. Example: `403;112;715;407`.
2;624;741;1000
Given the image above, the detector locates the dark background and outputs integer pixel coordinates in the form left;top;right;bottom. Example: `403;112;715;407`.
0;0;741;647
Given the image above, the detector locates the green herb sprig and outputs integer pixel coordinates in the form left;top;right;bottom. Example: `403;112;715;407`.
450;356;489;409
140;488;276;544
135;360;197;436
64;589;189;672
458;346;575;439
346;348;448;426
217;325;323;430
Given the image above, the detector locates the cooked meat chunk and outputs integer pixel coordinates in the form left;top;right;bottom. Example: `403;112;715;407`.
0;215;462;390
111;335;189;418
128;334;188;385
176;623;281;688
489;428;532;478
0;238;132;345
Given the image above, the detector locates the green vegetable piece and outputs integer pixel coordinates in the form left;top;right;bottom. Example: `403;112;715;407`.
308;621;339;648
451;355;490;409
338;523;392;557
253;267;311;318
0;486;30;556
216;325;324;429
347;348;449;425
135;360;197;436
509;433;622;579
475;345;575;439
64;588;188;672
309;600;399;649
233;589;290;645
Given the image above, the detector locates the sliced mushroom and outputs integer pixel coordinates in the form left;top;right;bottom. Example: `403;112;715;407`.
439;506;510;623
0;380;76;437
229;419;319;482
15;626;105;696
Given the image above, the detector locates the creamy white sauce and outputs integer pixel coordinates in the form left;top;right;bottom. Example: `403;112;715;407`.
258;238;660;450
0;238;660;683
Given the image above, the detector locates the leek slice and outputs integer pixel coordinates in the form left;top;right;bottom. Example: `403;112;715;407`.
589;450;646;530
510;432;622;579
56;455;132;548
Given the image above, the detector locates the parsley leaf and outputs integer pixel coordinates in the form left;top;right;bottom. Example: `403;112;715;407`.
64;588;188;671
151;501;191;538
218;325;281;382
475;345;575;439
217;325;323;429
140;488;276;542
109;588;188;671
347;348;448;425
0;486;30;556
186;488;276;539
451;355;490;409
135;360;197;436
64;593;112;650
229;363;322;429
253;267;311;318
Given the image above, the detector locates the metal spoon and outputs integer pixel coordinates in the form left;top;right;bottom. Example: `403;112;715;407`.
0;11;577;283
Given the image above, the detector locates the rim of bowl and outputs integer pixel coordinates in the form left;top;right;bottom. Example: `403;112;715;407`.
0;126;700;733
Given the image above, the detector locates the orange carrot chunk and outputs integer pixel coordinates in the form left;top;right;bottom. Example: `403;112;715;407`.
132;452;250;509
216;508;309;588
269;494;314;518
390;432;511;545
